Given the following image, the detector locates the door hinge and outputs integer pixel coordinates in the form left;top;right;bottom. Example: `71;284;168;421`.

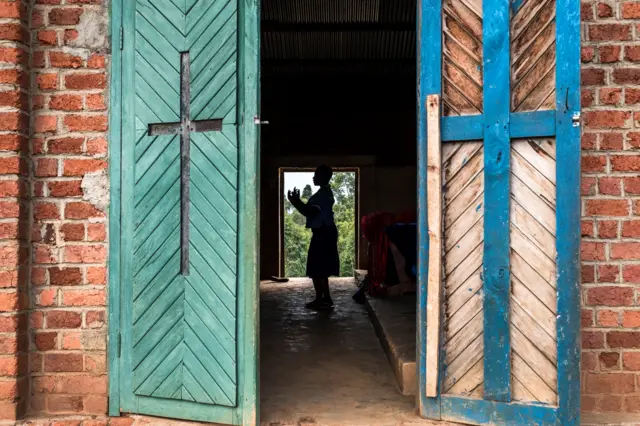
117;333;121;357
120;27;124;51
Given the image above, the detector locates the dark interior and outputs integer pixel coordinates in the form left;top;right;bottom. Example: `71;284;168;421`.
259;0;418;278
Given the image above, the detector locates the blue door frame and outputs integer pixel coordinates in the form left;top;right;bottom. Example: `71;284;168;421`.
416;0;581;424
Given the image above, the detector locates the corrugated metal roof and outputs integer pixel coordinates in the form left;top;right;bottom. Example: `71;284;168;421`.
261;0;416;75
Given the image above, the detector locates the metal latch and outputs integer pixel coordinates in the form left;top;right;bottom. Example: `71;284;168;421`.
572;112;581;127
254;116;269;125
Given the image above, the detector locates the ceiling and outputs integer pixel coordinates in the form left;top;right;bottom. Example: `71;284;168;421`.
260;0;417;78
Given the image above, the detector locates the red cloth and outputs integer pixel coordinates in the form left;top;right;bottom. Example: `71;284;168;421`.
361;211;414;297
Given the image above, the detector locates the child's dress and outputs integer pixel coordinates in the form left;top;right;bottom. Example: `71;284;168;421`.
305;186;340;278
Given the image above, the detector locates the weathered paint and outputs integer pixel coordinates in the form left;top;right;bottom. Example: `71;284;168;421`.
417;0;442;418
555;0;581;423
441;396;558;425
481;0;512;402
441;111;556;141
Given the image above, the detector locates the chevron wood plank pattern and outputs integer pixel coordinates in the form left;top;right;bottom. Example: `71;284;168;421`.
511;0;556;112
509;139;557;405
131;0;239;407
442;141;485;397
442;0;483;116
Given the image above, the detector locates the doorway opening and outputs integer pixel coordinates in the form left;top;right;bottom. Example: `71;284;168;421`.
258;0;420;424
279;168;359;279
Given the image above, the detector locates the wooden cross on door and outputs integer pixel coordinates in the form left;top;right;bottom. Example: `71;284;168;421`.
148;52;223;276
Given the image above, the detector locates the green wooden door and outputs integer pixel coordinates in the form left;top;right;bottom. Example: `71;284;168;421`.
110;0;259;424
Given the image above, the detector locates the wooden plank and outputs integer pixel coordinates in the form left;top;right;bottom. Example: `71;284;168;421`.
444;219;483;274
511;251;557;307
512;277;557;339
443;141;483;183
511;174;556;233
445;242;482;295
441;395;559;424
445;172;484;228
447;357;484;396
512;138;556;183
511;150;556;207
482;0;511;402
511;200;556;260
446;271;482;316
445;193;483;252
511;300;557;363
512;326;558;392
445;312;483;364
446;288;483;340
512;374;538;403
512;353;557;405
556;0;582;419
444;146;484;202
426;94;443;398
511;226;556;284
444;333;483;392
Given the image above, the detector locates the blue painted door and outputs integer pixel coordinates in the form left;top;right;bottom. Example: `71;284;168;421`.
110;0;259;424
417;0;581;424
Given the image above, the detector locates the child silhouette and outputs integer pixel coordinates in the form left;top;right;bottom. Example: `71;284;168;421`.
287;165;340;309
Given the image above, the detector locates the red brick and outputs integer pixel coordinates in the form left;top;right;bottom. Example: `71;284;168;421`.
35;159;57;177
49;51;82;69
587;286;634;306
86;267;105;285
49;136;84;154
580;308;593;327
582;155;606;172
35;332;57;351
586;200;630;216
37;288;56;307
64;29;78;44
600;351;621;369
582;176;597;195
48;180;81;197
0;180;19;197
614;68;640;84
34;202;60;220
608;331;640;348
602;45;622;63
48;395;83;413
0;112;22;131
37;73;57;91
598;264;619;282
600;88;622;105
0;90;20;109
86;310;105;328
0;47;24;64
584;331;605;349
33;50;45;68
47;311;81;329
600;395;623;412
582;68;606;85
622;220;640;238
62;289;106;306
585;111;632;128
624;352;640;371
56;375;107;394
64;245;106;263
45;353;83;373
623;1;640;18
626;177;640;194
87;223;106;242
49;267;82;286
612;155;640;172
583;2;595;21
0;202;19;218
34;245;57;264
0;23;26;43
64;115;108;132
0;2;21;19
611;242;640;260
598;220;618;238
65;73;106;90
589;24;632;41
586;372;635;393
62;332;81;350
65;202;104;219
37;30;57;46
624;265;640;283
598;2;614;17
86;137;107;155
582;220;595;237
63;159;106;176
50;95;82;111
87;54;105;69
623;311;640;327
60;223;84;241
582;241;606;260
627;88;640;104
582;89;595;107
35;115;57;133
584;351;598;371
48;8;83;25
598;310;620;327
87;94;105;111
599;178;622;195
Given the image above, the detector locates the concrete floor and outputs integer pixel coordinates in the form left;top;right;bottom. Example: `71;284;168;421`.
259;278;444;426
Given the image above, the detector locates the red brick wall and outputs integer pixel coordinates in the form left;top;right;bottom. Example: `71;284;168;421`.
0;0;30;421
28;0;109;418
581;0;640;414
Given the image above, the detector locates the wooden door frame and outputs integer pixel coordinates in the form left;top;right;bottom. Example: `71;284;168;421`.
107;0;260;423
416;0;581;424
277;167;360;277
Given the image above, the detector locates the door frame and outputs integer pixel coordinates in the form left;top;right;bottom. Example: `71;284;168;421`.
107;0;261;423
277;166;360;277
416;0;581;424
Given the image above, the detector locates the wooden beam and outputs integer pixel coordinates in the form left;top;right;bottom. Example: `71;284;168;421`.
426;93;442;398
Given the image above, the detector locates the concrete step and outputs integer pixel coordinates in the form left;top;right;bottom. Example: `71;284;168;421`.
356;270;417;396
